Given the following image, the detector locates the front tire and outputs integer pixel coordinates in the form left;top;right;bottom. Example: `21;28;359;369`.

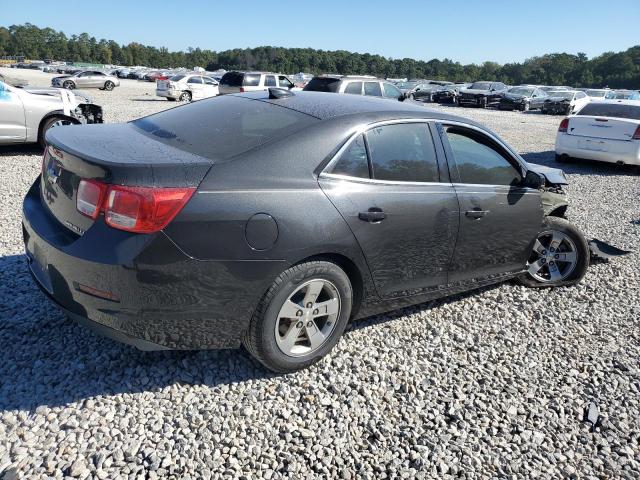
243;261;353;373
62;80;74;90
104;81;115;91
518;217;589;288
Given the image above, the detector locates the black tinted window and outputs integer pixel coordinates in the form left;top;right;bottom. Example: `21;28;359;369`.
344;82;362;95
364;82;382;97
220;72;243;86
366;124;438;182
303;77;341;92
132;96;318;160
444;127;521;186
329;135;369;178
187;77;202;84
265;75;276;87
577;103;640;120
243;74;261;87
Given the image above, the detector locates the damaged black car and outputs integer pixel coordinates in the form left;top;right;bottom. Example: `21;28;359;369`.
458;81;508;108
499;86;548;111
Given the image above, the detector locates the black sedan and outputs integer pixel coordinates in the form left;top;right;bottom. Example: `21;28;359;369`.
23;90;590;372
499;86;548;111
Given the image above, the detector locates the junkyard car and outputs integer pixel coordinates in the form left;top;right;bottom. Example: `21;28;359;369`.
555;100;640;165
23;90;591;373
432;83;471;104
584;89;610;99
51;70;121;91
499;86;548;111
218;71;298;94
156;74;219;102
0;79;103;147
409;81;454;102
541;90;590;115
458;81;508;108
303;75;404;101
607;90;640;100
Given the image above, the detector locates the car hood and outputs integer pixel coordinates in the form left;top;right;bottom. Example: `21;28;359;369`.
546;96;572;102
503;93;528;101
527;162;568;185
52;75;72;80
461;88;492;95
20;86;92;107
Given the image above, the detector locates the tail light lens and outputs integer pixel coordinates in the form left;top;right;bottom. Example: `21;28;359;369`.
558;118;569;133
76;180;195;233
239;87;245;92
633;125;640;140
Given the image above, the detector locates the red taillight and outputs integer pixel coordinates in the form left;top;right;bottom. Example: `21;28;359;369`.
239;87;245;92
633;125;640;140
76;180;195;233
558;118;569;133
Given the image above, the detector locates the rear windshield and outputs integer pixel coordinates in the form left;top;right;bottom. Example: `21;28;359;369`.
576;103;640;120
303;77;341;93
220;72;243;86
242;74;261;87
131;96;318;160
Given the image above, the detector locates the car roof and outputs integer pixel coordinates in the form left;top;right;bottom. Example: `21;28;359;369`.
231;90;485;125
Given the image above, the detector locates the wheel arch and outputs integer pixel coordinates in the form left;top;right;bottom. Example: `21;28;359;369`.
546;204;568;218
38;111;79;141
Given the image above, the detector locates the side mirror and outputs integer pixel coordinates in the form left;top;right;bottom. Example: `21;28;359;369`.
398;94;405;102
522;170;545;189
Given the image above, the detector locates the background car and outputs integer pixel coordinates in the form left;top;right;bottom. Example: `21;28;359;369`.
541;90;590;115
584;88;610;99
555;100;640;165
499;86;548;111
606;90;640;100
458;81;508;108
0;79;103;147
218;71;297;94
303;75;404;101
432;83;471;104
23;90;588;373
407;81;454;102
51;70;121;91
156;74;219;101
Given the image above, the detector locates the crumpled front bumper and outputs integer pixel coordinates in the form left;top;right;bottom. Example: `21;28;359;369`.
543;102;571;114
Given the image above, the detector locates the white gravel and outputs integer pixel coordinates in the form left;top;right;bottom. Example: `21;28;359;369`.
1;68;639;479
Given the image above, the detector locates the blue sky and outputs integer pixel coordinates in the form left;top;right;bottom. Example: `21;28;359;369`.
5;0;639;64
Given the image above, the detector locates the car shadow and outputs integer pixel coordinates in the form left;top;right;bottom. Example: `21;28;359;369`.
0;144;43;157
131;98;173;103
520;151;639;177
0;254;272;412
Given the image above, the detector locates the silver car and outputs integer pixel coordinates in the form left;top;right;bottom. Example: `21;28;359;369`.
0;80;103;147
51;70;121;91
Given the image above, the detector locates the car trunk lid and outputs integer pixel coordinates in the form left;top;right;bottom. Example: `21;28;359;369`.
567;116;639;141
41;123;212;235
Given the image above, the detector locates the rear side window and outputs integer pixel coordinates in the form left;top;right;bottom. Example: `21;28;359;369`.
243;74;261;87
170;75;186;82
364;82;382;97
576;103;640;120
444;127;521;186
303;77;341;92
344;82;363;95
366;123;439;182
132;96;318;160
187;77;202;84
219;72;243;86
265;75;277;87
329;135;369;178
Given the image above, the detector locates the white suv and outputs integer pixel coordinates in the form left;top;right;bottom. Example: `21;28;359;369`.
156;74;219;102
303;75;404;101
218;71;297;95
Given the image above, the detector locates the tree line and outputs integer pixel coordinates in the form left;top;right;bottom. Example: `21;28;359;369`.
1;23;639;88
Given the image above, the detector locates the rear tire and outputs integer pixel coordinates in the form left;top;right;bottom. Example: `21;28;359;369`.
104;81;115;91
62;80;74;90
243;261;353;373
179;91;192;102
517;216;589;288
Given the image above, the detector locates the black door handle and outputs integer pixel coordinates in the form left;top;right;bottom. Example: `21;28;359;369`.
359;208;386;223
465;209;490;219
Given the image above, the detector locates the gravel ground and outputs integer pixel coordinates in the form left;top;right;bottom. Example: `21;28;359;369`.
1;68;639;479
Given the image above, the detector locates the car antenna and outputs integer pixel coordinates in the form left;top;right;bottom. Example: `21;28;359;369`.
268;87;294;99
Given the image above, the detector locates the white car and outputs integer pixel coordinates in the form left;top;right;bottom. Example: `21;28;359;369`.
584;88;610;99
156;74;219;102
0;79;103;147
555;100;640;165
541;90;591;115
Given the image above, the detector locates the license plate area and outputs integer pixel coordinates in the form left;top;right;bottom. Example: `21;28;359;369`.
28;243;53;294
580;139;608;152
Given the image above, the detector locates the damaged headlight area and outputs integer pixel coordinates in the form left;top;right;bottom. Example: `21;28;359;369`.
73;104;104;124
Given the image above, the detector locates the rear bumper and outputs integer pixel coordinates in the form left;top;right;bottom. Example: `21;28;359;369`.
556;133;640;165
156;89;180;99
23;178;287;350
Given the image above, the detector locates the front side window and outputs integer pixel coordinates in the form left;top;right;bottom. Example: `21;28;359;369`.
265;75;277;87
366;123;439;182
444;126;522;186
329;134;369;178
364;82;382;97
278;76;294;88
344;82;363;95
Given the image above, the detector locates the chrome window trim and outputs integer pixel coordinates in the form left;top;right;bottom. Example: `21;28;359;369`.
319;118;444;185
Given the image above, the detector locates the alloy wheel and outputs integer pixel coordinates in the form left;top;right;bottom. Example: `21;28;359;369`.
527;230;578;283
274;279;341;357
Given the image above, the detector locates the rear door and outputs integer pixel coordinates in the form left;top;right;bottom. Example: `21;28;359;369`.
437;123;542;283
319;121;459;298
0;82;26;142
187;76;204;99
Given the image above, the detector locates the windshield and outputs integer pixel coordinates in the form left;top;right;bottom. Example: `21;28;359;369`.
577;103;640;120
585;90;607;97
508;87;534;96
548;91;574;100
131;95;318;160
469;82;492;90
170;75;186;82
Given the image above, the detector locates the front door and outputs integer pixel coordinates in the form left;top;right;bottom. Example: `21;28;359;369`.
319;122;459;298
437;123;543;284
187;76;204;99
0;82;26;143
